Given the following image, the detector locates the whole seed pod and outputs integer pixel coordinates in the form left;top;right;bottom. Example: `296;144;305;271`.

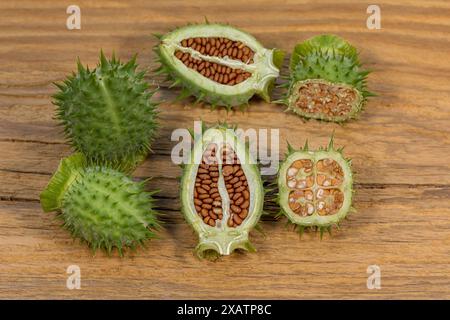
278;35;374;122
53;52;159;172
277;138;354;237
155;23;284;110
180;123;265;258
40;153;160;256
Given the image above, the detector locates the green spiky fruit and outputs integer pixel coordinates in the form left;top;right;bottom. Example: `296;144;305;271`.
40;153;160;255
277;138;354;236
280;34;373;122
155;23;284;110
53;52;159;171
180;123;264;258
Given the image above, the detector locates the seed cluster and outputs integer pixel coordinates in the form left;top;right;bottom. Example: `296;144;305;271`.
193;143;222;227
180;37;255;64
175;50;252;85
221;144;250;228
287;158;344;216
294;81;357;117
192;143;251;229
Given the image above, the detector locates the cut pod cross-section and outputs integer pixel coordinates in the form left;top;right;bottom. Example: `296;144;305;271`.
156;23;284;109
181;125;264;258
277;139;354;236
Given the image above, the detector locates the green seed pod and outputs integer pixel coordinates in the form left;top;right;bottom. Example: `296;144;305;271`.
40;153;160;255
180;124;264;258
53;52;159;172
155;23;284;110
277;138;354;237
279;35;373;122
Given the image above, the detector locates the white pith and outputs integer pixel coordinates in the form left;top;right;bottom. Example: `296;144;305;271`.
181;128;263;255
278;149;353;227
160;24;279;96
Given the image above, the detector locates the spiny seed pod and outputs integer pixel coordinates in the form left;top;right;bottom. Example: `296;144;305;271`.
53;52;159;172
279;35;373;122
180;124;264;258
277;138;354;237
40;153;160;256
155;23;284;110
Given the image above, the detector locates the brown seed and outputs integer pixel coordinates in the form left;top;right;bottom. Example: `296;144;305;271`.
197;187;207;194
241;200;249;209
233;214;243;224
181;39;188;46
219;74;224;83
203;197;213;204
214;73;219;82
202;184;211;191
227;217;234;227
198;62;205;71
236;75;244;83
202;179;212;185
211;38;216;46
239;209;248;219
229;72;236;80
210;171;219;177
232;48;237;57
204;216;210;223
201;38;206;46
227;47;233;56
209;188;218;194
195;205;201;212
201;208;209;217
237;50;243;59
229;80;236;85
235;169;244;177
232;193;241;200
243;190;250;200
213;207;222;214
210;192;220;199
242;55;248;62
226;41;232;48
231;205;241;213
229;177;239;184
181;53;189;62
194;199;202;206
195;37;201;44
187;38;193;46
222;165;233;176
202;203;212;209
224;75;229;83
235;186;246;193
235;197;244;206
209;212;218;220
234;181;243;188
198;194;209;199
208;219;216;227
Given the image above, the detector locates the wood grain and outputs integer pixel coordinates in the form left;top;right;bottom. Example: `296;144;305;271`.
0;0;449;299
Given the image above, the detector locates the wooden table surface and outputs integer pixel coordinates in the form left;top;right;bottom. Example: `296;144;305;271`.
1;0;449;299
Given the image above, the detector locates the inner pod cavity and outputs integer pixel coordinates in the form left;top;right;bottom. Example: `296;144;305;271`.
286;157;345;217
293;80;359;118
193;143;250;228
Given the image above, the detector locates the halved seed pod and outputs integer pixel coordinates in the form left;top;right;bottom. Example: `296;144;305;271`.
155;23;284;109
277;138;354;236
279;35;373;122
40;153;160;256
180;124;264;258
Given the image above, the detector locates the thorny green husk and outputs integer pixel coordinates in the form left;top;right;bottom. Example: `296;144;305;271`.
40;153;160;256
53;52;159;172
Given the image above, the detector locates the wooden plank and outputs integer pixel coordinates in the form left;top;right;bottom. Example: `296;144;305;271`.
0;185;449;299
